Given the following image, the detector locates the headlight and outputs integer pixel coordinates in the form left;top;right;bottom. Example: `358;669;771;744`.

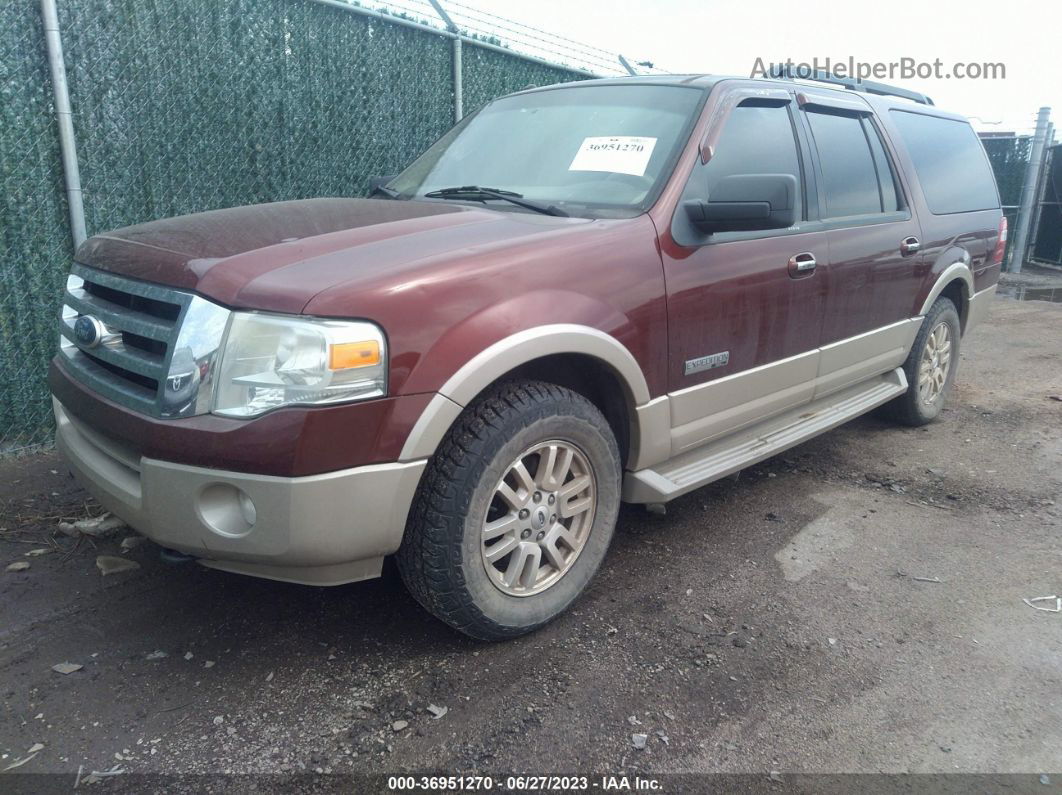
212;313;386;418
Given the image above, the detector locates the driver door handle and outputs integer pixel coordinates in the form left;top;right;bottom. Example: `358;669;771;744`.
900;236;921;255
787;252;817;278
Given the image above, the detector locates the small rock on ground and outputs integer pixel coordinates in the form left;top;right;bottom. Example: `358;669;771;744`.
96;555;141;576
59;514;127;538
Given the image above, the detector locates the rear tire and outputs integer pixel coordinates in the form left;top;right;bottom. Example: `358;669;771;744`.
397;380;621;640
885;297;961;426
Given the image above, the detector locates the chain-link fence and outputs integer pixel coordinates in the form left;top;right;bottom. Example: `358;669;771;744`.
1;1;75;455
1;0;587;456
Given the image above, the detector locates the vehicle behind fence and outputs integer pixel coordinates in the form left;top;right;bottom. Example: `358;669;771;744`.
0;0;586;456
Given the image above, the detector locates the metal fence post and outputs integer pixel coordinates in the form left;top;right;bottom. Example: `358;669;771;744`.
452;38;463;122
428;0;463;122
1026;122;1053;262
40;0;86;248
1009;106;1051;273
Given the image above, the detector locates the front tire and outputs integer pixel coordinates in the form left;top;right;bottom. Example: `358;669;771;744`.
397;380;621;640
886;296;961;426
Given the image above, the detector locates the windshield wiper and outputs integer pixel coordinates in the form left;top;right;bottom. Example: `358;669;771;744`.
422;186;568;217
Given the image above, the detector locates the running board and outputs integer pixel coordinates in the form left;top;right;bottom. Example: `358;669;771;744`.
622;367;908;503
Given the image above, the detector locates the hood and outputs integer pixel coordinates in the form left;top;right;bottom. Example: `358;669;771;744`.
76;198;589;313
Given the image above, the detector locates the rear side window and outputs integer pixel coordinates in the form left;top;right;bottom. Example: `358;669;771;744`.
806;110;891;218
890;111;1000;214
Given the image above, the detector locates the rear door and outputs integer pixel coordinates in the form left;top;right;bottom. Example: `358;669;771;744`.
798;95;925;397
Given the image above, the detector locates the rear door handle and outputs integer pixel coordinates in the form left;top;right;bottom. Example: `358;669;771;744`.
900;236;921;255
787;252;817;278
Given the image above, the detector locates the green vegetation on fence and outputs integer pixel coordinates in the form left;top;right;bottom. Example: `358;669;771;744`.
1;0;74;454
0;0;583;455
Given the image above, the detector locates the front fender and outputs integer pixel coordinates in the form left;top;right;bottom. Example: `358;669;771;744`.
399;289;649;402
396;291;654;463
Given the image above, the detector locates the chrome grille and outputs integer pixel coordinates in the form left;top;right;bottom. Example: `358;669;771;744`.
59;264;231;418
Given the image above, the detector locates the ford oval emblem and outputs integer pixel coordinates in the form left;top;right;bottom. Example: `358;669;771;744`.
73;315;104;348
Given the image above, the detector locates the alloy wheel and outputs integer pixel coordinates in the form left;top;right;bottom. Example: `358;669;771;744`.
918;321;953;405
481;440;597;596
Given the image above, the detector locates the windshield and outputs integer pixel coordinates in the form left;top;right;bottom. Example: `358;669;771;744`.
388;84;705;218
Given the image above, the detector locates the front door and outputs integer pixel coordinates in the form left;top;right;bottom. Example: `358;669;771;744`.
660;94;829;455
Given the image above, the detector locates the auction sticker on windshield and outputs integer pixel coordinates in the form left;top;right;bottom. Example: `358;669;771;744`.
568;136;657;176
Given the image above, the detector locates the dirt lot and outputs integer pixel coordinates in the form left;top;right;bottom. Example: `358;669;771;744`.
2;287;1061;786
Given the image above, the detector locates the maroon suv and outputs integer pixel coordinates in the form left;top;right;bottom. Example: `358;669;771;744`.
51;74;1004;639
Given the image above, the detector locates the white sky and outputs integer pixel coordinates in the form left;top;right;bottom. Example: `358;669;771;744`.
460;0;1060;137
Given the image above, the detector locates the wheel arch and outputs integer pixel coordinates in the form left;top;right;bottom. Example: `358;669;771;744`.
399;324;660;469
919;260;973;333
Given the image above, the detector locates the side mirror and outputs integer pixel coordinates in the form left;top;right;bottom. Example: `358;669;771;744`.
684;173;797;233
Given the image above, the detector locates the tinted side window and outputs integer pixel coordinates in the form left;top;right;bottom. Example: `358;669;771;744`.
704;103;802;215
890;111;1000;214
806;110;883;218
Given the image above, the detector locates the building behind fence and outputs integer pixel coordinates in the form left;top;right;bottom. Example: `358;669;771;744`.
1;0;590;455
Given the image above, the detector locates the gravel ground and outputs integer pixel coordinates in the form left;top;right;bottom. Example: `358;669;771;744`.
2;288;1061;786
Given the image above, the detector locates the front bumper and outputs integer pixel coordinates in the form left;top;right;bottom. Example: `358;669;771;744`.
54;398;426;585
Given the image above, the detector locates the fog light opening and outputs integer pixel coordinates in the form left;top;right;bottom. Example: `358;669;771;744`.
198;483;257;538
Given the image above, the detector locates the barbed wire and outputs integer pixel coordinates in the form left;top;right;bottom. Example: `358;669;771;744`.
362;0;669;76
368;0;622;73
439;2;629;72
445;0;621;57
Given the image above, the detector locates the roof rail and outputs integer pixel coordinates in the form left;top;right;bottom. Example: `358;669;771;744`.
766;64;934;106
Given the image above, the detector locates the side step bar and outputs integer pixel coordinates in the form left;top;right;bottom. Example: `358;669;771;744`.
622;367;908;503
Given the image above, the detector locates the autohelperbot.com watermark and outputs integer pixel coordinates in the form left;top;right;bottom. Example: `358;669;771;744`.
751;56;1006;81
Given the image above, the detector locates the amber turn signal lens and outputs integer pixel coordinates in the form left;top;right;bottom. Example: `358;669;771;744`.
329;340;381;370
